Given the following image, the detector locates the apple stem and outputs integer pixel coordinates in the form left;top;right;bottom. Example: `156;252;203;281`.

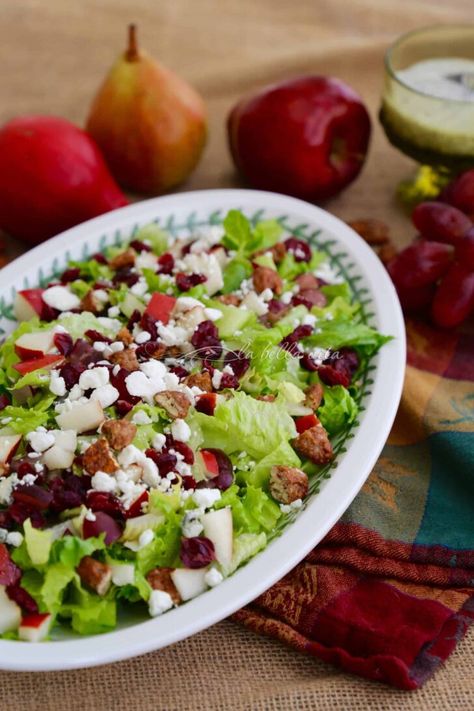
126;24;139;61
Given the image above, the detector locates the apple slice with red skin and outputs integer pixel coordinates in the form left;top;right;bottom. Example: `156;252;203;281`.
198;449;220;479
144;293;176;325
295;413;319;434
14;289;45;322
0;585;22;634
0;434;22;471
125;490;149;519
13;354;64;375
83;511;123;545
18;612;52;642
14;330;56;361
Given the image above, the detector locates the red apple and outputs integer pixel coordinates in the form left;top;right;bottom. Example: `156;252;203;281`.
197;449;220;478
0;115;129;245
0;434;22;471
295;413;319;434
14;290;45;322
228;76;371;202
19;612;52;642
145;292;176;324
14;330;56;361
83;511;123;545
13;354;64;375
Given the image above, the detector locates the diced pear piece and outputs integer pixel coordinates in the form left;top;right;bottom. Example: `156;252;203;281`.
0;586;22;634
170;568;208;601
201;508;233;567
56;400;105;433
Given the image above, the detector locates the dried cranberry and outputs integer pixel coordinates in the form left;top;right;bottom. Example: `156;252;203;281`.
13;460;37;479
169;365;189;379
280;324;312;356
167;439;194;465
195;393;217;416
41;303;60;322
51;488;83;512
157;252;175;274
268;299;288;316
0;393;11;411
292;289;327;309
110;368;140;406
191;321;222;360
7;584;39;614
85;329;112;344
145;449;177;476
54;332;73;356
60;362;86;389
300;353;319;371
113;268;139;287
8;502;45;528
69;338;101;367
181;475;197;490
219;372;239;389
92;253;108;264
180;536;215;568
0;543;21;586
135;341;157;360
175;272;207;292
116;400;134;416
223;350;250;378
12;485;53;511
127;309;142;331
130;239;152;253
139;312;158;340
60;268;81;284
86;491;125;518
0;510;12;530
285;237;312;262
181;241;196;256
318;365;349;387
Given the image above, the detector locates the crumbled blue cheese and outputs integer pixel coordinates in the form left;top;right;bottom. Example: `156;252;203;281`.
148;589;174;617
205;567;224;588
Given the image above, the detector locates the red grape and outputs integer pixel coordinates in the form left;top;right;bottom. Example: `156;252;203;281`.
431;262;474;328
412;201;471;245
387;241;452;290
440;169;474;214
455;228;474;270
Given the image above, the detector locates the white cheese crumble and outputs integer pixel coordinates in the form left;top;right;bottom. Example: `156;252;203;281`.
91;471;117;493
79;366;110;390
49;371;66;397
192;489;221;509
205;567;224;588
148;589;174;617
171;419;191;442
42;285;80;312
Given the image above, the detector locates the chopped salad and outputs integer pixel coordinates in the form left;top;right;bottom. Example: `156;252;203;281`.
0;210;390;641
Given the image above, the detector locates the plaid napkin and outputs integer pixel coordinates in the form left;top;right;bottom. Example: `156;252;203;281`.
234;316;474;689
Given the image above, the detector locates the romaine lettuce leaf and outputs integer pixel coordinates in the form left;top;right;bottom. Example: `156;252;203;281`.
318;385;358;435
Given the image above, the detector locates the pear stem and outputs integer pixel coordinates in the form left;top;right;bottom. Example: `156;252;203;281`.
126;24;139;61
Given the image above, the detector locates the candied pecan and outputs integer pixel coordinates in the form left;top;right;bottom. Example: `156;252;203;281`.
255;242;287;264
101;419;137;450
183;371;212;392
155;391;191;419
348;219;390;246
146;567;181;605
83;438;118;475
252;266;283;295
164;346;183;359
304;383;323;410
116;327;133;346
80;290;102;314
293;425;333;465
217;294;240;306
296;272;320;290
77;556;112;596
269;465;308;504
110;248;136;269
111;348;139;372
264;304;290;325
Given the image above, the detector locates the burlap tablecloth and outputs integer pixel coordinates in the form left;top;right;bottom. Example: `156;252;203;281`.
1;0;474;707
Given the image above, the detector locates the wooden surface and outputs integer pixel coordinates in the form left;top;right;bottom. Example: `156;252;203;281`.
1;1;474;708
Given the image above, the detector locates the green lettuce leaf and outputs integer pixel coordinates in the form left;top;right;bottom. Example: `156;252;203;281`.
306;321;392;357
133;223;169;255
68;259;113;282
135;513;182;575
221;532;267;576
193;391;297;461
216;485;281;534
318;385;358;435
222;210;282;257
59;580;116;636
278;250;325;281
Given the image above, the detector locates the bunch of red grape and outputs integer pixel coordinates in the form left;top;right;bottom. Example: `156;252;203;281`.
388;169;474;328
